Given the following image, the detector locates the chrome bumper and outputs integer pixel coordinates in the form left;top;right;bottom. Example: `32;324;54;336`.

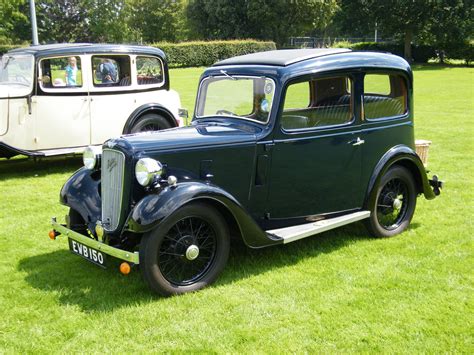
51;218;140;264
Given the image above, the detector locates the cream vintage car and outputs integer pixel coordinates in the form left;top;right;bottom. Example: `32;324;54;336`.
0;43;186;158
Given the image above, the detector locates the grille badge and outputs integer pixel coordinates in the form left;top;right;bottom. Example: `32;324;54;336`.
107;158;117;172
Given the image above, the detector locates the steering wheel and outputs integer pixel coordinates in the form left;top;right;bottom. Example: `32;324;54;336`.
216;109;237;116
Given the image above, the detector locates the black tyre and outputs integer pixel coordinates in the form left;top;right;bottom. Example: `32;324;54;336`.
365;166;417;238
139;202;230;296
129;113;172;133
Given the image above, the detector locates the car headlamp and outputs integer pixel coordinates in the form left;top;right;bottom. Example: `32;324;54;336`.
135;158;163;186
83;146;102;170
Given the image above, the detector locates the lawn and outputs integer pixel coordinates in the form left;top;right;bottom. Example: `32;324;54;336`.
0;65;473;352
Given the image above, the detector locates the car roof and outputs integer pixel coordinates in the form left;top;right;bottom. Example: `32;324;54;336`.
214;48;352;67
6;43;166;59
209;49;411;78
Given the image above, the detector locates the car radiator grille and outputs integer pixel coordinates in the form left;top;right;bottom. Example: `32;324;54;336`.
101;149;125;231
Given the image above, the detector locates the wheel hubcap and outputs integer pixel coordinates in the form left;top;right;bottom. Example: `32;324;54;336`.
393;197;402;211
377;178;408;230
158;216;217;286
185;245;200;260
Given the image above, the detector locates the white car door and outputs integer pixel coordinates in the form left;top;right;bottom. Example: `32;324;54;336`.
34;55;90;150
88;54;136;144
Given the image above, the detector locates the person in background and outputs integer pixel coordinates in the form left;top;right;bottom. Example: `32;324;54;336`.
99;58;117;83
65;56;78;86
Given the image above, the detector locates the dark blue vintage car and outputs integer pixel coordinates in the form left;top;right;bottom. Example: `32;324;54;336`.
50;49;442;295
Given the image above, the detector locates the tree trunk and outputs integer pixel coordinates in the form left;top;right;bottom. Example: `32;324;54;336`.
404;28;413;62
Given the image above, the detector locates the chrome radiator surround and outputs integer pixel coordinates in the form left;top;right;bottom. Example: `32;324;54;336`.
101;148;125;231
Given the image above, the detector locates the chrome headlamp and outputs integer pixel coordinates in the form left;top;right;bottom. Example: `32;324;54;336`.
135;158;163;186
83;146;102;170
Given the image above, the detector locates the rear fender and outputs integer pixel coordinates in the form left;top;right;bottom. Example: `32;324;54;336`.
125;181;280;248
122;104;178;134
365;145;436;208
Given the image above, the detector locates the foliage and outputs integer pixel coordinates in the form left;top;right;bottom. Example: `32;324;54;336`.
420;0;473;62
186;0;339;46
331;0;472;62
154;40;276;67
0;0;29;44
350;42;437;63
126;0;189;43
0;65;473;352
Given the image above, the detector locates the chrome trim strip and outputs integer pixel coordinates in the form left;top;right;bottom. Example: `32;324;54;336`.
52;219;139;264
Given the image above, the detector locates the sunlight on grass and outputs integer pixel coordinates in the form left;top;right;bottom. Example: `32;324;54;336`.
0;65;472;352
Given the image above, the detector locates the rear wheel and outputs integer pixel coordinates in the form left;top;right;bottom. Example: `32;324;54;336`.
140;202;230;296
366;166;417;237
129;113;172;133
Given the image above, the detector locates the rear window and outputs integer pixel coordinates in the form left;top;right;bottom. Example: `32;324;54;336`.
136;56;163;85
363;74;407;119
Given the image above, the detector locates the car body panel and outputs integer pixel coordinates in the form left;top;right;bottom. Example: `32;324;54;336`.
56;49;440;260
0;44;182;158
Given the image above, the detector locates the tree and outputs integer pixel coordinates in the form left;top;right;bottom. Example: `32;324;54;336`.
0;0;29;44
186;0;339;46
423;0;473;62
127;0;188;43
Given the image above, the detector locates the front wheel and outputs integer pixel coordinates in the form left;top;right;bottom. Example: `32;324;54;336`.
365;166;417;238
139;202;230;296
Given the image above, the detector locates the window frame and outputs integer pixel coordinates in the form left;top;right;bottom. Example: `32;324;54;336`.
362;71;409;122
280;73;356;133
135;55;165;88
195;75;277;125
38;55;86;93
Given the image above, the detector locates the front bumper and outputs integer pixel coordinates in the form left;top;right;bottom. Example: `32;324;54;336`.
51;218;139;264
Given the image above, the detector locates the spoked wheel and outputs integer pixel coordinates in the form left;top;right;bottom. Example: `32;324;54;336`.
366;166;417;237
129;113;172;133
140;202;229;296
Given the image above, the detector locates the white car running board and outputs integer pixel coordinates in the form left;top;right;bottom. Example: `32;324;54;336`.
266;211;371;244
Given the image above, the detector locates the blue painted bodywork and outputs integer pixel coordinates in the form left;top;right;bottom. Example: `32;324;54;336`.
59;49;438;249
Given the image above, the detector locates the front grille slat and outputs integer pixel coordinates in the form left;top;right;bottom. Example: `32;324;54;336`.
101;149;125;231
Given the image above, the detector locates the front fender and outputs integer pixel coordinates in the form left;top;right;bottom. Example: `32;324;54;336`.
60;167;101;226
125;181;279;248
365;145;436;208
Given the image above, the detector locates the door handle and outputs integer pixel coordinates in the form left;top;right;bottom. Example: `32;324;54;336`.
350;137;365;146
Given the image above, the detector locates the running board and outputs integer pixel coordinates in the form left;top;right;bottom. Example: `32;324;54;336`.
266;211;370;244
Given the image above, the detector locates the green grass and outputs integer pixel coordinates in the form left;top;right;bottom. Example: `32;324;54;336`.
0;65;473;352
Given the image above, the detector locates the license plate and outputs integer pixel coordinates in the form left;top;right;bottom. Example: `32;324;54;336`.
68;238;106;268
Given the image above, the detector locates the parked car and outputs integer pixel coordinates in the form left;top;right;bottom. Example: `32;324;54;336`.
50;48;443;296
0;43;186;159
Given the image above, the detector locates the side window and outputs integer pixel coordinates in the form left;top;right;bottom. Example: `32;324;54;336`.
364;73;407;119
39;56;82;88
282;76;353;130
92;55;131;86
136;56;163;85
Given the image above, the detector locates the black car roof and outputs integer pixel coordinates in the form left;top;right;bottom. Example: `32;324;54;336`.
6;43;166;59
214;48;352;67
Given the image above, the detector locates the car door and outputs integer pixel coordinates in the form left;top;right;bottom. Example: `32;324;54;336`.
34;55;90;150
88;54;137;144
266;74;364;219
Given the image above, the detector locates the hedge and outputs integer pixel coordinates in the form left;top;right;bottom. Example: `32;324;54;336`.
0;45;23;56
350;42;437;63
152;40;276;67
